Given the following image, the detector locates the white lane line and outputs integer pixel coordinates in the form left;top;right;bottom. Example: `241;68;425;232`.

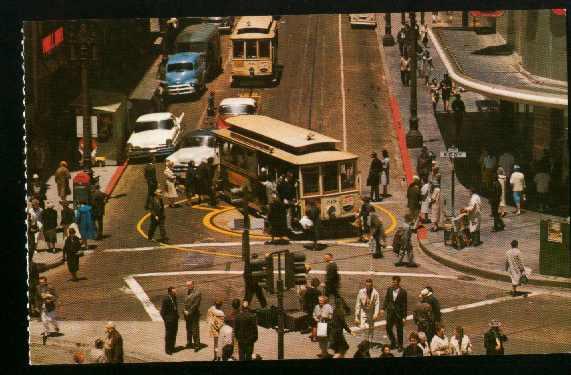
338;14;348;152
103;240;370;253
126;269;541;322
350;292;544;333
123;275;163;322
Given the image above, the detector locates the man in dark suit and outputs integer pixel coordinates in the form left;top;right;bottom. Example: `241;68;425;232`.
90;186;108;240
324;253;350;312
183;280;202;351
381;276;408;351
234;301;258;360
144;161;158;210
160;286;179;355
148;189;168;243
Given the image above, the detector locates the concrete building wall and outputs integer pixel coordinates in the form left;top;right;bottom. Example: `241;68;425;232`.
497;10;567;82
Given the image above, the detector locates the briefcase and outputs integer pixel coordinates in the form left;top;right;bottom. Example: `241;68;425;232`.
256;307;277;329
284;311;308;331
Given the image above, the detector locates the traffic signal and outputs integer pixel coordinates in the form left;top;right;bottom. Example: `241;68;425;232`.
285;252;308;289
250;255;274;294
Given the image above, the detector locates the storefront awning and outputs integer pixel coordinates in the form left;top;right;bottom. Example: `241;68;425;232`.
469;10;504;17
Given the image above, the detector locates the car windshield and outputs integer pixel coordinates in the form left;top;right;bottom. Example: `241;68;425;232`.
219;104;256;116
167;62;194;72
135;119;175;133
180;135;213;148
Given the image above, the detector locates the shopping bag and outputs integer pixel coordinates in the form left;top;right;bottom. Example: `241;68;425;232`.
317;322;328;337
299;216;314;230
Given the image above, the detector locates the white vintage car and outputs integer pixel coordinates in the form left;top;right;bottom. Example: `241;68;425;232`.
166;128;219;181
126;112;184;161
216;97;257;128
349;14;377;28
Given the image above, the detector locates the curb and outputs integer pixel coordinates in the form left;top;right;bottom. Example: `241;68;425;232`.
104;160;129;196
417;236;571;289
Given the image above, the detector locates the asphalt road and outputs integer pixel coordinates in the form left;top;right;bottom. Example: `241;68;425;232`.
36;15;571;358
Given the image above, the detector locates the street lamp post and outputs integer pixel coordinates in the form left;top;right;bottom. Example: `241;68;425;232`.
69;22;98;173
383;13;395;46
405;12;424;149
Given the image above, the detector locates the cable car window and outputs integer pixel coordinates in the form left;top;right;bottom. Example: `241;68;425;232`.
233;40;244;58
302;167;320;195
258;40;270;58
246;40;258;58
340;161;356;190
322;164;339;193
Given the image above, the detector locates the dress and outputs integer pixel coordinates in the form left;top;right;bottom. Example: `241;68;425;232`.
429;187;443;225
75;204;96;240
207;306;225;338
497;174;507;207
420;183;431;215
380;157;390;187
505;247;525;286
164;167;178;199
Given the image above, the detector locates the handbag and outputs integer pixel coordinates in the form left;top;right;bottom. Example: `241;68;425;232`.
317;321;328;338
520;273;529;284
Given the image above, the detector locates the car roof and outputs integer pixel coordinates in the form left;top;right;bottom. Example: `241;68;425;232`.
181;128;215;137
136;112;174;122
167;52;202;64
176;23;219;43
219;97;257;106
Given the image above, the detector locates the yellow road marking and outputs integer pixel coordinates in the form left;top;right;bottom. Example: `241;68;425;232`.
135;200;242;258
371;203;399;236
136;198;399;253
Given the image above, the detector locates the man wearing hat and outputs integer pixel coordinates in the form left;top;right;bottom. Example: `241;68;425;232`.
104;321;124;363
406;176;421;225
509;165;526;215
144;161;158;210
451;93;465;142
419;287;441;341
462;188;483;247
367;152;382;202
484;320;508;355
91;185;108;240
148;189;168;243
394;214;418;267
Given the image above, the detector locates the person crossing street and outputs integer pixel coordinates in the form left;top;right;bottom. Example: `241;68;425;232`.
354;279;381;343
144;162;158;210
38;277;59;345
381;276;408;352
148;189;168;243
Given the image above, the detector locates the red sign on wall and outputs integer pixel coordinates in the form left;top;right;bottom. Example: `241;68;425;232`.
42;27;64;55
552;9;567;16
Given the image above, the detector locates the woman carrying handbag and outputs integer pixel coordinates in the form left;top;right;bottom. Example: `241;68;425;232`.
313;295;333;358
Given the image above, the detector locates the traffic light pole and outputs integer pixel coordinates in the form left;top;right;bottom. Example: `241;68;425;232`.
276;252;285;360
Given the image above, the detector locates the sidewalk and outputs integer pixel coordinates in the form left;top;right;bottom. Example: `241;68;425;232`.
32;164;128;273
378;13;571;288
29;319;384;363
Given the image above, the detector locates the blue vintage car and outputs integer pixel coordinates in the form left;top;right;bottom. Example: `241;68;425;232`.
162;52;207;97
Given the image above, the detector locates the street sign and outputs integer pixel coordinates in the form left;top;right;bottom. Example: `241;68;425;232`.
149;18;160;33
440;151;467;158
76;116;98;138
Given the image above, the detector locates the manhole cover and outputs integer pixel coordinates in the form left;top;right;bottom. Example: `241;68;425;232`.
457;275;476;281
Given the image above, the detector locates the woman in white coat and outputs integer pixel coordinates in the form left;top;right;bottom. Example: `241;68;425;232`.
420;179;432;224
429;182;443;232
164;160;178;208
505;240;527;296
449;326;472;355
497;167;507;217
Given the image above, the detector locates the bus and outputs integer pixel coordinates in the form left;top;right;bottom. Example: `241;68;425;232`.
212;115;362;223
230;16;278;85
175;23;222;80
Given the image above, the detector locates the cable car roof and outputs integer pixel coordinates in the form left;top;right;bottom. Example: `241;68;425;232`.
223;115;340;148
